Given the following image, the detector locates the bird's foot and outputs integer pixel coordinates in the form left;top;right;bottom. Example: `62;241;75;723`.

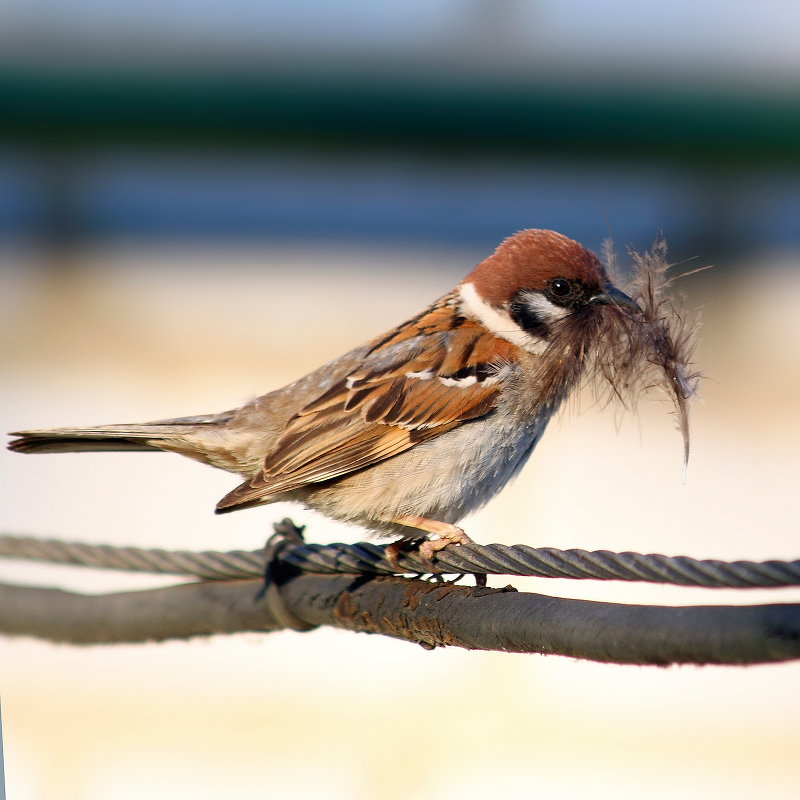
416;525;473;562
383;536;426;571
383;516;473;572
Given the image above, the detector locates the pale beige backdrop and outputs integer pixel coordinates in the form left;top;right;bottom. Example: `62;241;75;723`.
2;244;799;799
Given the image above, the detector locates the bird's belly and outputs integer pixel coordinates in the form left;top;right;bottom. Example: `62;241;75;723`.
303;412;551;532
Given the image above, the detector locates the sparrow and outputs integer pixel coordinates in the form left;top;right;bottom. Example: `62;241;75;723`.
8;229;696;560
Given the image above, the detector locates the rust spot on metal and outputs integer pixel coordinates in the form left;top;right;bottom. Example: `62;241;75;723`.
375;612;453;650
330;576;516;650
334;592;359;620
402;582;421;611
431;585;459;601
359;609;374;628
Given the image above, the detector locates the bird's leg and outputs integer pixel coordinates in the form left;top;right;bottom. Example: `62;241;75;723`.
388;516;474;563
384;517;488;584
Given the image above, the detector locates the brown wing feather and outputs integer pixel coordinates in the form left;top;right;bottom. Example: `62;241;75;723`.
216;296;517;511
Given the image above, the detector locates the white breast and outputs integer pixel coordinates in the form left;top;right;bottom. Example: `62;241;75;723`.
303;399;554;529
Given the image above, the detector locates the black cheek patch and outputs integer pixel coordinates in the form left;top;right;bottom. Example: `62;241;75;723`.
474;363;496;382
508;295;551;339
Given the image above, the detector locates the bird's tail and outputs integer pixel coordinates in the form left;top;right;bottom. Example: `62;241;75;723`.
7;413;234;456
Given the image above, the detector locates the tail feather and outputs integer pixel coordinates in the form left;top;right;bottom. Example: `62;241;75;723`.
8;434;159;454
8;413;234;456
9;424;189;454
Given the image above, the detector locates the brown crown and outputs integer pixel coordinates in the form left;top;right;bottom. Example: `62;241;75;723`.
464;229;607;307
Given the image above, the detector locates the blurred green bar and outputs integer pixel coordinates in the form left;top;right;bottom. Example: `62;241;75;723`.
1;68;799;165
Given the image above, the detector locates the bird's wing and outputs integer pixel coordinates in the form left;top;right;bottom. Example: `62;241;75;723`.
215;298;517;511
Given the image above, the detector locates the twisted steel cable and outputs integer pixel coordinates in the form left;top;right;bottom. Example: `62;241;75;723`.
0;535;267;581
1;522;800;588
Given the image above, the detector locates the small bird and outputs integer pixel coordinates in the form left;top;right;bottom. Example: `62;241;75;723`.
8;229;696;559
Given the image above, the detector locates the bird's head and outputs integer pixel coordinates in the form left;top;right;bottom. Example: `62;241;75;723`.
458;228;639;353
458;228;700;467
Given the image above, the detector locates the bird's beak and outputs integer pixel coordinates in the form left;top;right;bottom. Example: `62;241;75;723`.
588;285;639;311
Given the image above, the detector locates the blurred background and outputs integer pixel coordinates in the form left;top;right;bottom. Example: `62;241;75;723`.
1;1;800;798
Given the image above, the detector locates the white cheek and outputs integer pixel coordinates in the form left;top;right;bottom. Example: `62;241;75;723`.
522;292;570;321
458;282;548;355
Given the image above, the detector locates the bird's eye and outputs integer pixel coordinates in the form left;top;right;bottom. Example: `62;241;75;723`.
549;278;571;297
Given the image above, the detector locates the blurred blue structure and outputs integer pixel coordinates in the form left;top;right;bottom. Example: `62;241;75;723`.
0;0;799;260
